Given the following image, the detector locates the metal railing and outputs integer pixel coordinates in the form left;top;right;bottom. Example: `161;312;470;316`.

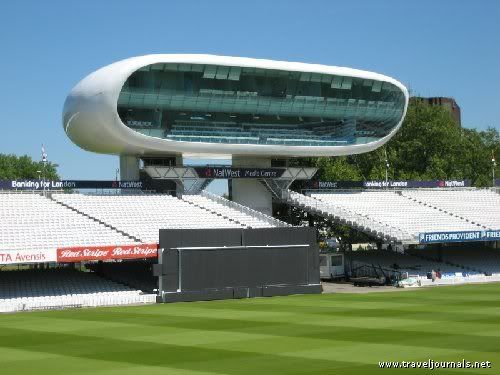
0;190;65;194
284;190;417;243
350;263;405;281
200;190;291;228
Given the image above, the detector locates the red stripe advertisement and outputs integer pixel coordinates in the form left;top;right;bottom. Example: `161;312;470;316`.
57;243;158;262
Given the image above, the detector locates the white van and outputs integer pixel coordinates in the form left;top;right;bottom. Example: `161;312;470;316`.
319;253;345;280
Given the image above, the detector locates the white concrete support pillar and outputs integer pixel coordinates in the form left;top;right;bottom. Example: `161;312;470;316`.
119;155;140;180
231;157;273;216
175;155;184;197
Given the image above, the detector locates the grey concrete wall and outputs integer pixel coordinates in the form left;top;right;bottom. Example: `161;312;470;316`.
231;156;273;215
119;155;140;180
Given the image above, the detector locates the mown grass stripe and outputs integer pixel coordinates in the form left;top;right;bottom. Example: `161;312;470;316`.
0;283;498;374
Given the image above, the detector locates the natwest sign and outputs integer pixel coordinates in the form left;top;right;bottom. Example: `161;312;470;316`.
194;167;286;179
57;243;158;262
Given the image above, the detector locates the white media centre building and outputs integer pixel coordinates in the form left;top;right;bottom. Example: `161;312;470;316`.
63;54;409;214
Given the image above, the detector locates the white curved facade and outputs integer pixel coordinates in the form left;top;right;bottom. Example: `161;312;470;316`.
63;54;409;157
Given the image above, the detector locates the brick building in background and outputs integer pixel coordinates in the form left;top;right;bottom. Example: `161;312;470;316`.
417;97;461;126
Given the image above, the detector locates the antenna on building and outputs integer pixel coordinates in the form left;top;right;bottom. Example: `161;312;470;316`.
384;148;390;188
492;150;497;187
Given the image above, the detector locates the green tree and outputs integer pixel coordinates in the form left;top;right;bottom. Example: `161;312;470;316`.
314;156;363;181
312;98;499;186
0;154;59;180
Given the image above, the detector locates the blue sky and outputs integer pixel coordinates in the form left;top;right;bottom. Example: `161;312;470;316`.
0;0;498;184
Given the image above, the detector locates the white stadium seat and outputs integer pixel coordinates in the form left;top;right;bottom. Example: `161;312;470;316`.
286;189;500;243
0;268;156;313
1;189;499;310
0;193;137;253
52;192;286;243
182;191;286;229
400;189;500;229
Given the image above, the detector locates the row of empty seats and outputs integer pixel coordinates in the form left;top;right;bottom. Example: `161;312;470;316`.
347;246;500;287
170;123;350;139
1;192;285;257
348;249;472;277
286;190;413;242
87;261;158;294
407;246;500;276
0;193;136;252
52;193;247;243
165;121;355;146
311;191;483;237
401;189;500;229
287;189;499;243
0;268;156;313
182;193;283;228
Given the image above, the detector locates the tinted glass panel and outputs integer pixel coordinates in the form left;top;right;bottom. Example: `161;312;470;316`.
118;63;405;146
319;256;327;266
331;255;343;266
